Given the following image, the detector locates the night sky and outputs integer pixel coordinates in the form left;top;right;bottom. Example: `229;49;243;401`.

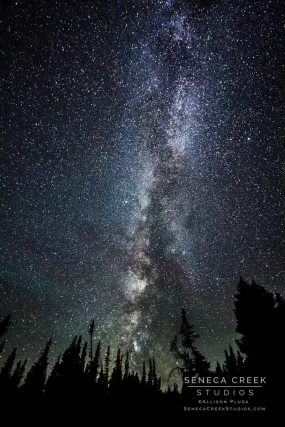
1;0;285;382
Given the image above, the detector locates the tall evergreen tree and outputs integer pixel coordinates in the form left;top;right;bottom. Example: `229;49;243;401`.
170;335;192;373
85;341;101;387
81;341;88;373
45;354;61;396
0;347;17;392
104;346;110;388
23;338;52;396
170;308;210;381
236;350;244;372
215;361;223;376
141;360;146;386
152;357;158;389
147;358;153;387
180;308;199;350
123;351;129;383
223;345;237;377
234;277;275;373
234;278;285;411
157;377;161;392
62;336;78;372
89;319;95;362
97;364;105;390
110;348;122;391
192;347;210;376
10;359;27;391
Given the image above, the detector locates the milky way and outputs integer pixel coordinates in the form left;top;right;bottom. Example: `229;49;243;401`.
1;0;285;382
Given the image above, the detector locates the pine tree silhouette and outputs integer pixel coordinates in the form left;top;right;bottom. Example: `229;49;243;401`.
10;359;27;392
170;308;210;389
173;383;179;394
61;335;84;395
235;277;274;374
180;308;199;350
109;348;122;392
0;347;17;395
191;347;210;376
104;346;111;390
223;345;237;377
141;360;146;387
152;357;158;390
147;358;153;387
85;340;101;394
23;338;52;397
45;354;61;397
215;361;223;376
123;351;129;384
89;319;95;362
81;341;88;373
236;350;244;373
234;277;285;412
1;276;284;417
97;364;105;392
157;376;161;393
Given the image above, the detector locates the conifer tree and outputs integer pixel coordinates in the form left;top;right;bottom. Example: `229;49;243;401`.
152;357;158;389
157;377;161;392
234;277;285;411
173;383;179;394
110;348;122;390
94;341;101;378
53;335;83;396
104;346;110;388
215;361;223;376
135;372;139;382
223;345;237;376
236;350;244;372
234;277;275;373
180;308;199;350
85;341;101;387
60;336;78;379
192;347;210;375
89;319;95;362
45;354;61;396
23;338;52;396
10;359;27;391
141;360;146;386
0;347;17;391
170;308;210;380
81;341;88;373
123;351;129;383
98;364;105;389
147;358;153;387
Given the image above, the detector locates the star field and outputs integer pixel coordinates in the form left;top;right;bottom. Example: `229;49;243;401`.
1;0;285;382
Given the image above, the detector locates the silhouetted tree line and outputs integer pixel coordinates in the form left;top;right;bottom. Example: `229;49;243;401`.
0;277;284;416
0;317;163;406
